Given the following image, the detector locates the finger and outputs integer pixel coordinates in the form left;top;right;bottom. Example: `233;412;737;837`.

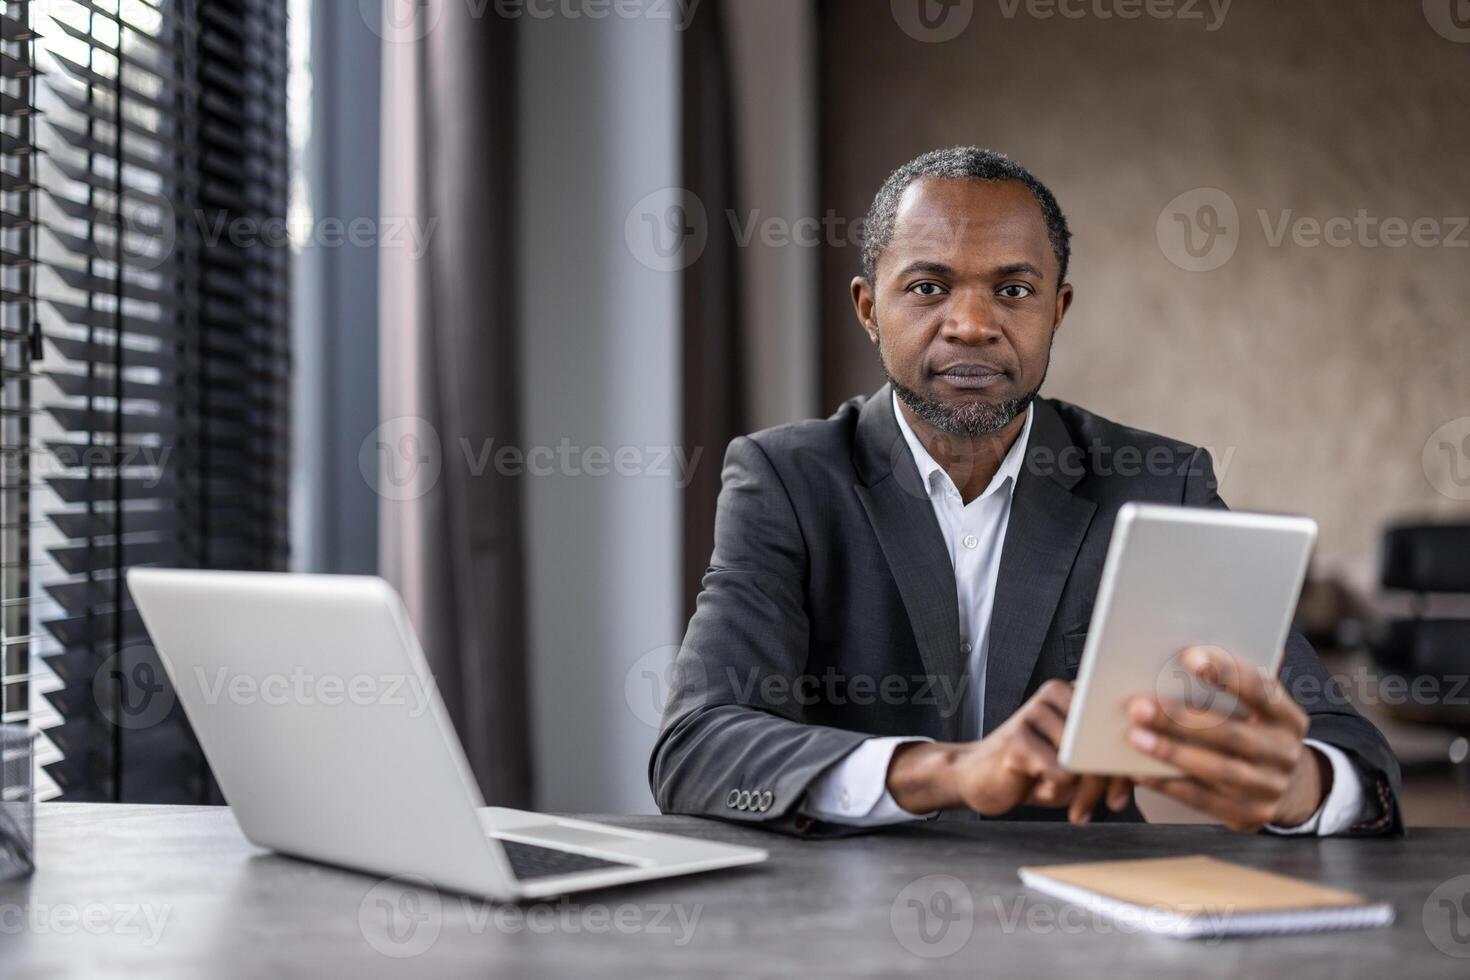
1128;726;1288;799
1031;678;1074;716
1014;727;1079;808
1006;728;1074;789
1069;775;1107;825
1127;696;1298;770
1106;776;1132;812
1180;646;1307;735
1024;700;1067;747
1028;776;1076;807
1139;776;1275;833
1035;695;1069;727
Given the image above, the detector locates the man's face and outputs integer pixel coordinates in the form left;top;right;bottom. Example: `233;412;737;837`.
852;177;1073;436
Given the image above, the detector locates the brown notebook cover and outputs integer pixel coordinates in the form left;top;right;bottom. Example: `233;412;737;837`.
1018;855;1393;938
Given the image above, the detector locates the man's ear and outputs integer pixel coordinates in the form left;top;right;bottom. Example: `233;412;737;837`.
851;276;879;345
1052;282;1075;336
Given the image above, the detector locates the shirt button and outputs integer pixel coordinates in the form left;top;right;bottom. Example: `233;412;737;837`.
962;534;979;549
961;642;973;654
839;789;852;810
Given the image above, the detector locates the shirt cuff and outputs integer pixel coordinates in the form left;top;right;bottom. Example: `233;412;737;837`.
1265;738;1368;836
800;736;936;827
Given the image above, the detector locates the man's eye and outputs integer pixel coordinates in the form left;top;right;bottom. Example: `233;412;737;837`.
998;283;1033;299
909;282;946;297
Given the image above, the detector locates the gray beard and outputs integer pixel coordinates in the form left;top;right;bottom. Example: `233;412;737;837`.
873;320;1047;436
887;372;1038;436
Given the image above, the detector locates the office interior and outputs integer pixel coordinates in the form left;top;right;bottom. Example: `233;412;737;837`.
3;0;1468;825
1;0;1469;971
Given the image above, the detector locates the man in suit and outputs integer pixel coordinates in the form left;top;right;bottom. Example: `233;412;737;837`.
648;147;1401;837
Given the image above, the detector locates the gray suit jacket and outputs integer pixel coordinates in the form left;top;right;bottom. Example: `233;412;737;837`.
649;385;1403;837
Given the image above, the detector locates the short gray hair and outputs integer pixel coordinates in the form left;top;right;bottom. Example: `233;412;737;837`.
860;146;1071;285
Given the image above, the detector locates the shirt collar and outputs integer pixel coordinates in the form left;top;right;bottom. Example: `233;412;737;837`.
891;389;1033;503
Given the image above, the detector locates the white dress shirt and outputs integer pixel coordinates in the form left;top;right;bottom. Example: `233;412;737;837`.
802;392;1368;834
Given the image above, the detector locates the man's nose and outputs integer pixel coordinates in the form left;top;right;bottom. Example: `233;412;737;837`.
939;292;1003;344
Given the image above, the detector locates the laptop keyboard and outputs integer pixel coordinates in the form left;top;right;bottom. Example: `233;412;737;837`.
497;839;634;880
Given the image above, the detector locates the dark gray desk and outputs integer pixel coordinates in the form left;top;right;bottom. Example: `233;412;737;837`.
3;804;1469;978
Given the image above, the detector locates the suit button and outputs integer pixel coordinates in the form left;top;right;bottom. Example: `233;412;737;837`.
725;789;740;809
961;641;972;654
738;790;753;810
759;791;773;811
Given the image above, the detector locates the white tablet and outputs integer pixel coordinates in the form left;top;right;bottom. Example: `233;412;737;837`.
1057;503;1317;777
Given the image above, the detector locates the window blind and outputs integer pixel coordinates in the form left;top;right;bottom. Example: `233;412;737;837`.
1;0;38;756
7;0;289;803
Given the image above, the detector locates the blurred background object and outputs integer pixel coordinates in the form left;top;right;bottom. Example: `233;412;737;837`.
0;725;34;880
1368;525;1470;791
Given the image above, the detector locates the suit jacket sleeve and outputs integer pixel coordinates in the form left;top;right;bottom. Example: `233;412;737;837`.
648;435;877;836
1183;448;1404;835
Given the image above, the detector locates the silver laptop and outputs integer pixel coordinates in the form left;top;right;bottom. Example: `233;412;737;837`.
126;568;765;901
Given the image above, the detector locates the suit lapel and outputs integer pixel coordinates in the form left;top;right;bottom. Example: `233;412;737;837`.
853;388;1097;741
852;387;966;740
982;399;1096;735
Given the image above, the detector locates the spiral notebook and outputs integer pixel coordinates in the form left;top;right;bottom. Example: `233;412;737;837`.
1018;855;1394;940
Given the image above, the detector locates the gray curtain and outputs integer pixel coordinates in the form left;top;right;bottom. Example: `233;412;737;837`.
681;0;747;620
378;1;531;806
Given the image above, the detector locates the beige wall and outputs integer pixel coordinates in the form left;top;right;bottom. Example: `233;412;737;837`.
818;0;1470;588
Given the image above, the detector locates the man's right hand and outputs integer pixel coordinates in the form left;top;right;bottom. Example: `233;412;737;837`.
884;680;1132;824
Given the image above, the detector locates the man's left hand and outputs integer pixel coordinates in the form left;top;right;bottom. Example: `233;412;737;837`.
1124;645;1330;833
